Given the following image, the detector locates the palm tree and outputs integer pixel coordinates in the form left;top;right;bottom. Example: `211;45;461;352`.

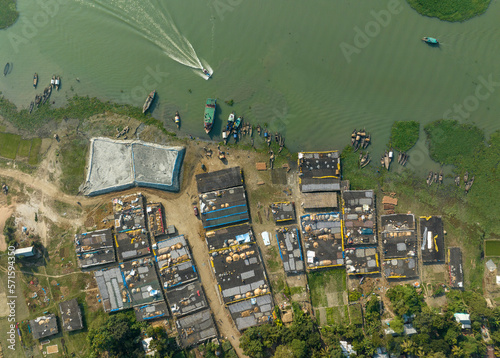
451;345;464;358
401;339;416;357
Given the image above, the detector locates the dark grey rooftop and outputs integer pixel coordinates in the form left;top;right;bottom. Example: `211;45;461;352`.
300;212;344;269
147;203;165;237
154;235;198;289
228;293;274;331
210;243;270;304
381;214;417;260
74;228;116;268
276;227;304;275
271;202;296;223
166;281;208;317
176;309;217;348
113;193;146;231
343;190;377;246
298;151;341;192
199;186;249;229
134;301;170;322
205;223;254;252
449;247;464;289
30;314;58;340
196;166;243;193
382;257;418;279
59;299;83;332
115;229;151;262
381;213;415;232
345;247;380;276
419;216;445;264
94;256;163;313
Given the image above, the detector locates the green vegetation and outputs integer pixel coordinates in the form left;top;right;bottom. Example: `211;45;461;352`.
59;136;88;195
0;132;20;159
349;303;363;326
28;137;42;165
425;120;484;166
0;0;18;29
406;0;491;22
485;240;500;257
386;285;424;316
16;139;31;158
348;289;362;302
3;215;16;248
0;94;176;136
240;303;323;358
389;120;419;152
308;269;346;307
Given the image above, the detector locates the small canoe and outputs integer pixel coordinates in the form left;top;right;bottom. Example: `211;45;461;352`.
4;63;10;76
143;90;156;113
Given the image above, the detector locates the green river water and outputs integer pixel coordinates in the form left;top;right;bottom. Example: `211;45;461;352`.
1;0;499;174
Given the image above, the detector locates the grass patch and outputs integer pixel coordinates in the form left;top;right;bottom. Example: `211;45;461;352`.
485;240;500;257
425;119;484;166
28;137;42;165
0;94;176;137
349;303;363;326
0;0;18;29
308;269;346;308
389;120;419;152
17;139;32;158
59;136;88;195
289;286;305;295
406;0;492;22
0;132;20;159
340;145;381;190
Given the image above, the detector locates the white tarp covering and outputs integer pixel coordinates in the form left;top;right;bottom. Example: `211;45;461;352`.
261;232;271;246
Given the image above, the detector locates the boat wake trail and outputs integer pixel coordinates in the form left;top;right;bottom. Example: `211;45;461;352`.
76;0;209;74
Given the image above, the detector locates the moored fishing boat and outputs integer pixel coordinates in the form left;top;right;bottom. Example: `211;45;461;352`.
142;90;156;113
174;111;180;128
438;170;443;184
55;76;60;90
427;171;433;186
51;75;56;87
422;37;439;45
29;101;34;114
33;73;38;88
455;175;460;186
234;116;242;131
464;171;469;183
3;63;9;76
203;98;216;134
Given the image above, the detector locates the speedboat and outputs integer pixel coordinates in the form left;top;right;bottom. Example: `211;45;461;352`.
203;68;211;79
422;37;439;45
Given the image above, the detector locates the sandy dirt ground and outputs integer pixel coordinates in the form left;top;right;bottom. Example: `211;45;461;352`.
0;205;13;251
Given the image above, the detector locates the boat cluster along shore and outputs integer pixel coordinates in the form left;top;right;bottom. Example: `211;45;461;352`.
28;74;61;115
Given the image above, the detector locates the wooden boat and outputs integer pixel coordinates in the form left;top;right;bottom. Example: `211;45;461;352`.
455;176;460;186
438;170;443;184
361;156;371;168
427;171;433;186
51;75;55;87
351;129;357;145
234;116;242;131
33;73;38;88
465;176;475;193
249;125;253;137
3;63;9;76
363;134;371;148
398;152;403;164
257;124;261;136
433;172;438;184
359;152;369;168
380;156;385;167
203;98;216;133
384;150;390;170
29;101;34;114
401;153;409;166
55;76;60;90
422;37;439;45
142;90;156;113
174;111;180;129
464;171;469;183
